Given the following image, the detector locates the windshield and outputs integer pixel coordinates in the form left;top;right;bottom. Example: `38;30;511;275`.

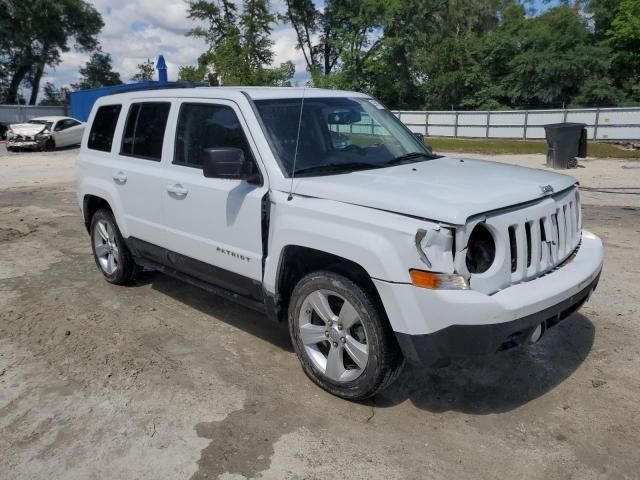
28;119;54;130
254;97;437;177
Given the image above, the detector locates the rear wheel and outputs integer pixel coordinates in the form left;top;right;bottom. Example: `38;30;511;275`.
90;209;140;284
289;271;403;400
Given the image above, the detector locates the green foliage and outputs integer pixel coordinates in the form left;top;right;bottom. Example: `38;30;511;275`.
131;59;156;82
185;0;293;86
72;49;122;90
0;0;103;103
39;81;69;105
181;0;637;109
606;0;640;102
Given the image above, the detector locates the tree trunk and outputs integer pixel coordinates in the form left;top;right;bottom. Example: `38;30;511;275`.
29;61;46;105
29;43;49;105
5;64;31;104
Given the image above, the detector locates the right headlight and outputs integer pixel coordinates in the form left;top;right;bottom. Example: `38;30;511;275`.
465;223;496;274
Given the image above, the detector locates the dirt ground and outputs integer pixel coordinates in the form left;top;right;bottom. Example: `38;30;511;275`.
1;144;639;479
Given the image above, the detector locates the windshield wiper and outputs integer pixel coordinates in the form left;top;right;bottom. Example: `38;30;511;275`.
384;152;440;166
292;162;382;176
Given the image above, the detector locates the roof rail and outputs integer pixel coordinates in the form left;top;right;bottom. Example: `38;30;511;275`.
104;81;194;96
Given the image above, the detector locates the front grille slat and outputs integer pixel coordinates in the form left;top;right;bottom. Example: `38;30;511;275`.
526;220;541;278
511;223;528;283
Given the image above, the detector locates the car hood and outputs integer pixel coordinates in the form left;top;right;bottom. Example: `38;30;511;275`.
9;123;47;136
289;156;577;225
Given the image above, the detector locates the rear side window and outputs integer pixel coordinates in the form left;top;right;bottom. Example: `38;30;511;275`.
88;105;121;152
121;102;171;161
174;103;254;168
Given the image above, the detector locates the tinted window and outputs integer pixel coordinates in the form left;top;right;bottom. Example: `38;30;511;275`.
55;119;73;131
88;105;122;152
121;102;171;160
174;103;253;168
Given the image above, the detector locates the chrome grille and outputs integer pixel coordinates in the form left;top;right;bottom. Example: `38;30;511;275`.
467;187;582;294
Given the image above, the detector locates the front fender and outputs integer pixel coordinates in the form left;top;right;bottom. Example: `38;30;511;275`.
263;192;440;293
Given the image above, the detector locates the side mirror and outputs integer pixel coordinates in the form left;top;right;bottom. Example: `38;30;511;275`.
413;132;424;143
202;147;261;184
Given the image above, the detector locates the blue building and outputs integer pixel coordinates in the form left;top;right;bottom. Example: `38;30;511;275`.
70;55;182;122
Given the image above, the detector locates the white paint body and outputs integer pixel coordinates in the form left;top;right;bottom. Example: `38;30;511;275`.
7;116;85;149
76;87;603;337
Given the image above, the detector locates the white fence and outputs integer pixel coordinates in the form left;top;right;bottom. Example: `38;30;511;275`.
393;107;640;141
0;105;69;125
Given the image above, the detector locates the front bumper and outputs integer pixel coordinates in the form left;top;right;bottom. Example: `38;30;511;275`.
7;139;42;149
373;230;603;365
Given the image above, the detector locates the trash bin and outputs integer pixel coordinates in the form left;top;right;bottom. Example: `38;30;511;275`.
544;123;588;169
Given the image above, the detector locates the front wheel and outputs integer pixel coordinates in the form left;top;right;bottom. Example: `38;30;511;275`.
90;209;140;284
289;271;403;400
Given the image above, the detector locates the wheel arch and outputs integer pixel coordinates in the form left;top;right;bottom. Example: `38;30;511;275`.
270;245;388;327
82;194;113;233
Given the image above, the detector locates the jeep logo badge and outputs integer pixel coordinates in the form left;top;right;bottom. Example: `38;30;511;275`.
540;185;554;195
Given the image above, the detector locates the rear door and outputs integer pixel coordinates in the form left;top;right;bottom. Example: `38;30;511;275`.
159;99;268;297
108;100;173;250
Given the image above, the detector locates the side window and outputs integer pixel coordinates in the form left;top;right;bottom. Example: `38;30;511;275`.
67;119;81;128
121;102;171;161
88;105;122;152
55;119;71;131
174;103;254;168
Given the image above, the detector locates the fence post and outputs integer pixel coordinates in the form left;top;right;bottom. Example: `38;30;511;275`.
425;112;428;137
454;111;459;138
593;108;600;141
486;111;490;138
563;108;568;123
523;110;529;139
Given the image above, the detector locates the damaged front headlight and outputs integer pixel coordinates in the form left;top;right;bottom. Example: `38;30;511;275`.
6;129;15;140
413;226;469;290
465;223;496;274
35;131;51;141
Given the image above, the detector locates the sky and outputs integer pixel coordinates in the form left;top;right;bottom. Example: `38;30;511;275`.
43;0;309;91
42;0;561;92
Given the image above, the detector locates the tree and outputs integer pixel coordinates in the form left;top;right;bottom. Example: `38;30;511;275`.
72;49;122;90
185;0;294;86
39;82;70;105
605;0;640;102
131;58;156;82
0;0;103;104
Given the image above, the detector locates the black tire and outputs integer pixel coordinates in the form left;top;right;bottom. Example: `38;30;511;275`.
89;209;140;284
43;138;55;151
288;271;403;400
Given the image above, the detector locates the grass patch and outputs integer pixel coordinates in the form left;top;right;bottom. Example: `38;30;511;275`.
426;137;640;159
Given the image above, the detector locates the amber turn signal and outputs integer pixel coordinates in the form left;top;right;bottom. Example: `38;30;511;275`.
409;269;470;290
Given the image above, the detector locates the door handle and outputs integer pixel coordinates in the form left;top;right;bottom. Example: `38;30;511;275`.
166;183;188;196
112;171;127;183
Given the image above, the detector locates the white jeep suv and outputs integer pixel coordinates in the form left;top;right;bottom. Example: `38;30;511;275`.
76;87;603;400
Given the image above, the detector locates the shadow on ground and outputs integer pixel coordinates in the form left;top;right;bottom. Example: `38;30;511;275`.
133;270;594;415
372;313;595;413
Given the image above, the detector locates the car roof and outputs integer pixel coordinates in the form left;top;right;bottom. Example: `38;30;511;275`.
30;116;76;122
97;86;371;103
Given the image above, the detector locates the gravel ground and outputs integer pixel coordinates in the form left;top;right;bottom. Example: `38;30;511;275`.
1;144;639;479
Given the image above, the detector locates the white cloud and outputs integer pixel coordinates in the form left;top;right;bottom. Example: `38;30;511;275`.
46;0;310;89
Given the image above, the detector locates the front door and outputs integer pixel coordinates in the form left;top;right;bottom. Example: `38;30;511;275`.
160;99;268;298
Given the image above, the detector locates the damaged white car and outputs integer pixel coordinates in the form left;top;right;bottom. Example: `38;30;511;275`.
76;88;604;400
6;116;84;151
